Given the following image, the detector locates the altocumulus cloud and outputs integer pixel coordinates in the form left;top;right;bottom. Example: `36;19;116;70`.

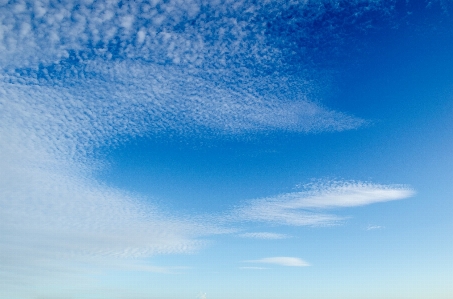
0;121;218;281
0;0;406;292
0;0;380;136
0;0;395;69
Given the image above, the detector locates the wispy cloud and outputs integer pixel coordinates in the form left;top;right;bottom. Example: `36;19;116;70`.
366;225;384;230
0;0;374;137
0;156;215;278
244;257;310;267
0;0;378;285
0;0;406;294
236;181;415;226
0;81;227;287
1;62;364;137
238;232;289;239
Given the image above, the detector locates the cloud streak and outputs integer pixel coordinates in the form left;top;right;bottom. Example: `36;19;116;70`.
238;232;289;239
366;225;384;230
244;257;310;267
236;181;415;226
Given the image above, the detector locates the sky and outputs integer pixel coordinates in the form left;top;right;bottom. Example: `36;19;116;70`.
0;0;452;298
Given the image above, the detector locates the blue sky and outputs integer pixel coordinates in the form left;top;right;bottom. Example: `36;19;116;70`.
1;0;452;298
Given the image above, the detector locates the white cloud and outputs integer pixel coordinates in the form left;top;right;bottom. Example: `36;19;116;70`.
0;77;228;288
0;152;215;279
0;31;363;293
366;225;384;230
0;60;365;143
0;0;373;136
236;181;415;226
289;181;415;209
0;0;395;70
244;257;310;267
238;232;289;239
0;0;404;294
0;62;362;294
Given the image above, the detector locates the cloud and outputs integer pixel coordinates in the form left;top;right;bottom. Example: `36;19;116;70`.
366;225;384;230
0;0;386;137
0;0;373;288
1;61;365;137
0;0;396;69
238;232;289;239
289;181;415;209
0;79;227;287
0;152;215;279
244;257;310;267
0;65;359;295
0;0;407;294
236;181;415;226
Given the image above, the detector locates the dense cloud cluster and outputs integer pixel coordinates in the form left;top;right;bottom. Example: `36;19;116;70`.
0;0;400;70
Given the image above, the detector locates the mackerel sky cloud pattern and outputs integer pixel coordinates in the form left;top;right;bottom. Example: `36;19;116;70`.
0;0;382;135
1;0;452;298
0;1;377;276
